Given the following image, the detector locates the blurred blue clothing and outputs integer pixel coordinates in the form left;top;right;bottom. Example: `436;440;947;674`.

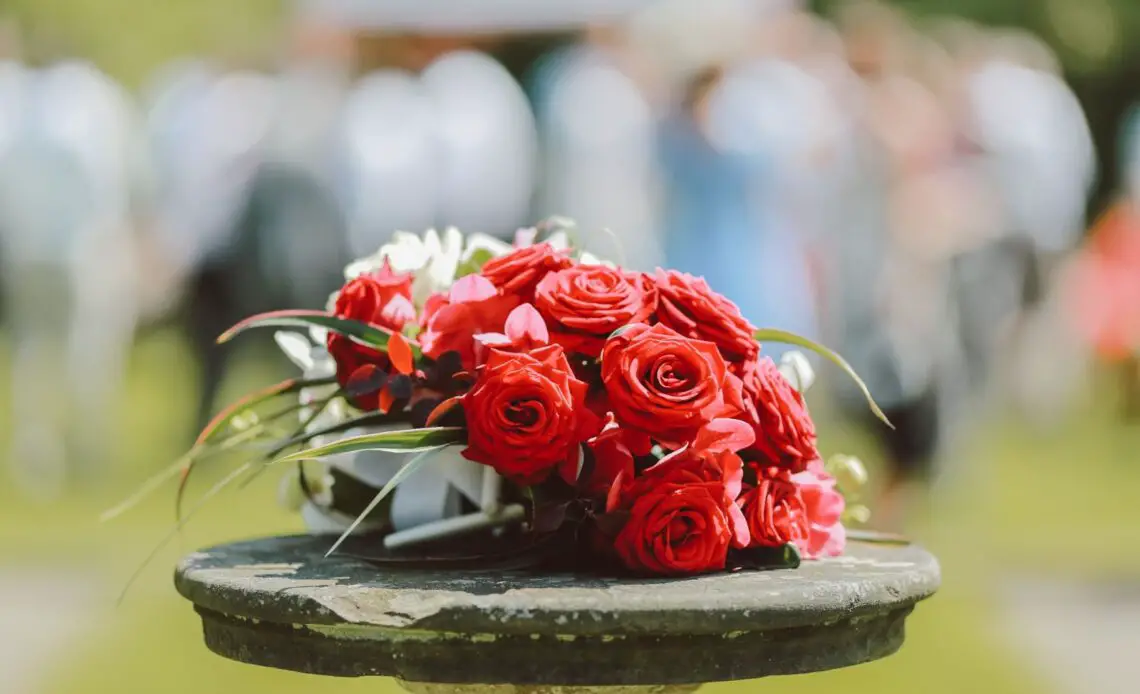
658;114;817;361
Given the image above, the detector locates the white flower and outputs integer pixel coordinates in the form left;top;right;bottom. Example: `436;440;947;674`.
513;222;573;251
578;251;616;268
274;331;315;371
343;227;515;308
778;351;815;393
544;230;572;251
412;227;464;305
461;232;512;263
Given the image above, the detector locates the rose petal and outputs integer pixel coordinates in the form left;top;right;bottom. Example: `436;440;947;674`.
693;418;755;453
505;303;550;345
727;501;751;548
449;274;499;303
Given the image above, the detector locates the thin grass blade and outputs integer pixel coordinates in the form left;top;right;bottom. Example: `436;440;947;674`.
116;461;254;605
753;328;893;428
176;423;273;522
271;427;466;465
195;376;333;447
322;447;442;558
217;310;422;357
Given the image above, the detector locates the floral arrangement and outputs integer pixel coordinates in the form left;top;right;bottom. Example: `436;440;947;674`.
110;220;885;578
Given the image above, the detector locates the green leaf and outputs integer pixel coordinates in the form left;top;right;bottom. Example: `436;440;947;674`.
270;426;467;465
731;542;801;570
455;247;496;278
217;309;422;358
753;328;893;428
100;456;187;522
323;447;443;558
266;410;411;458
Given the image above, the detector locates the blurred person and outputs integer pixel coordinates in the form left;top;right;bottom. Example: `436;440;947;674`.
422;50;538;236
338;68;438;257
245;18;353;311
956;30;1096;416
0;59;140;497
142;65;276;435
0;20;22;327
531;34;661;266
139;59;233;312
631;0;819;353
341;41;537;255
177;17;356;437
820;2;966;529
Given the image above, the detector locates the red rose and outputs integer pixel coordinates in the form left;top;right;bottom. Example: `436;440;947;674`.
480;242;573;300
582;417;635;498
613;482;737;575
606;419;752;517
791;461;846;558
535;265;656;357
739;467;810;548
606;420;751;575
420;275;520;369
335;262;415;332
654;269;758;362
600;323;743;447
326;265;415;411
461;345;601;485
738;357;819;471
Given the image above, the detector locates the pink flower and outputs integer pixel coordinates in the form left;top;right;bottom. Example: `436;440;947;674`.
420;275;521;369
472;303;549;366
791;460;846;558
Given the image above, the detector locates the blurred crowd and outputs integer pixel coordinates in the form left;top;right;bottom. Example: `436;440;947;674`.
0;0;1120;525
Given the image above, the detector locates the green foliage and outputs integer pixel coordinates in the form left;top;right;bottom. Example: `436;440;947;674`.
3;0;283;86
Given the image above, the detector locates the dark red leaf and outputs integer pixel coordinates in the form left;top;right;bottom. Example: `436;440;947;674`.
345;365;388;397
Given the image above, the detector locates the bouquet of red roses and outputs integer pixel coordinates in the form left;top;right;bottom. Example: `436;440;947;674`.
110;221;883;577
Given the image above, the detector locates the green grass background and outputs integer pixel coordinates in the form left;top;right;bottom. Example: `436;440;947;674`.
2;330;1137;694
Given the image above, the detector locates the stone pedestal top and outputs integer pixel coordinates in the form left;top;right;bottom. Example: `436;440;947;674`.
175;534;939;686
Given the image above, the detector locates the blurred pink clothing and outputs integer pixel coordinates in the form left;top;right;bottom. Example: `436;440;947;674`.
1067;202;1140;360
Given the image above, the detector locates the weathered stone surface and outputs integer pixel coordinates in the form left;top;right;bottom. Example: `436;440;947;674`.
175;534;939;685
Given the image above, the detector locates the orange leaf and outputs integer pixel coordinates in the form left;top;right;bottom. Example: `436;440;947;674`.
389;332;414;375
378;386;396;414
